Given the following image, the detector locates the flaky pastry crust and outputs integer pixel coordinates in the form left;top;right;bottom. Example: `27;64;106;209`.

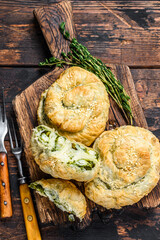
30;178;87;220
85;126;160;209
37;67;110;146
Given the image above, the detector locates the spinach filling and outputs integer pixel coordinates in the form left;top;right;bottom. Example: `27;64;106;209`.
71;143;88;153
29;182;58;200
68;159;95;171
36;126;66;152
36;126;53;148
50;135;60;151
36;127;97;170
29;183;45;196
39;130;51;144
34;125;99;173
70;143;98;170
54;136;66;151
29;182;76;221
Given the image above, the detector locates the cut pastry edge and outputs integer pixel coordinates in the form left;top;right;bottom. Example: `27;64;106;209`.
30;125;100;182
29;178;87;221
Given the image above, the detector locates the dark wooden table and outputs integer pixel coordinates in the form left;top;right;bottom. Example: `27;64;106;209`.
0;1;160;239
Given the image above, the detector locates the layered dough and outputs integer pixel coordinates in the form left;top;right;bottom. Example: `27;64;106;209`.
85;126;160;209
29;178;87;221
37;67;110;146
30;125;100;182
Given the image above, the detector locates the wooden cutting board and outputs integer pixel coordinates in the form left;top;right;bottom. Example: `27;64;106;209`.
13;0;160;228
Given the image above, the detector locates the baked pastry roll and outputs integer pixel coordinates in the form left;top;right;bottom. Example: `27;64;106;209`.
85;126;160;209
37;66;110;146
29;178;87;221
31;125;100;181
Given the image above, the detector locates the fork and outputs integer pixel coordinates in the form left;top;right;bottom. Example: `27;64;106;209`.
0;87;12;218
8;119;41;240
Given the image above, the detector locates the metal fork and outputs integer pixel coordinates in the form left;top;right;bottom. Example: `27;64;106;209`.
8;118;26;185
8;118;41;240
0;87;12;218
0;88;8;153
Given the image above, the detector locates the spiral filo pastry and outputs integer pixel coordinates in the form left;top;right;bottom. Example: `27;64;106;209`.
37;67;110;146
85;126;160;209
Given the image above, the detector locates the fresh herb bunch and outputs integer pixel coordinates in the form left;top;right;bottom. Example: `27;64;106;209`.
40;22;133;124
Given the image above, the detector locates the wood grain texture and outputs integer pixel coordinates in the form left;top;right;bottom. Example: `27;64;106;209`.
34;1;75;58
72;1;160;66
12;1;160;227
0;152;12;218
0;1;160;66
131;68;160;138
19;183;42;240
0;1;159;239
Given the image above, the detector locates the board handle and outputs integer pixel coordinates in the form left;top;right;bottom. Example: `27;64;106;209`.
19;183;41;240
0;152;12;218
34;1;75;59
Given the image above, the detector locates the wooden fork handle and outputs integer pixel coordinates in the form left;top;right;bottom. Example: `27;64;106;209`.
19;183;41;240
0;152;12;218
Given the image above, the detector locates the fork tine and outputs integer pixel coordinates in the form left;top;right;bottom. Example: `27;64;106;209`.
11;118;19;147
8;124;14;149
2;87;7;122
0;105;2;122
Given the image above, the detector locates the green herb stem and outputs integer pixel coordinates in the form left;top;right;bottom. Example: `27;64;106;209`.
39;22;133;124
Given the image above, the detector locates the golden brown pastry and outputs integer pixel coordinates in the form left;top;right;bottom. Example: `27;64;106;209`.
29;178;87;221
85;126;160;209
30;125;100;181
37;66;110;146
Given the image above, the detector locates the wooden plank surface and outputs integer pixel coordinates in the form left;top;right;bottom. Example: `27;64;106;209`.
73;1;160;66
12;1;160;227
0;0;160;239
131;69;160;137
0;1;160;66
0;66;159;239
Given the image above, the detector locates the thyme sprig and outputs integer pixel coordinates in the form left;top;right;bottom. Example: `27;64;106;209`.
39;22;133;124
